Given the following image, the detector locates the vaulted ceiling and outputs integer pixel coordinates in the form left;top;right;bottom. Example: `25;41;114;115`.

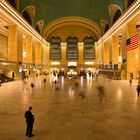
19;0;125;26
7;0;134;41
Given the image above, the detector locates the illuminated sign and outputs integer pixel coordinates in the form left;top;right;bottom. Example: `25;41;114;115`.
68;62;77;67
51;62;60;65
19;67;23;73
85;62;94;65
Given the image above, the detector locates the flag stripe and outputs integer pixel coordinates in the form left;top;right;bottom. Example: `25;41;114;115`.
126;34;139;51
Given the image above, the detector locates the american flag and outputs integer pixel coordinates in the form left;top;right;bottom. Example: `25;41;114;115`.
126;34;139;51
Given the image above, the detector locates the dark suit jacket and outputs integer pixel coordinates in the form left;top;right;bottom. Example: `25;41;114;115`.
25;111;34;124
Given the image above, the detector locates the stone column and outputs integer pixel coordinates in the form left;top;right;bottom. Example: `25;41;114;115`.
35;42;41;64
95;42;99;64
127;23;138;79
121;25;128;63
8;25;17;61
8;25;24;79
103;41;109;64
100;44;104;64
42;44;47;65
78;42;84;64
41;43;48;74
108;38;112;64
17;29;23;63
136;25;140;82
61;42;67;65
25;35;32;63
119;25;128;73
46;43;50;65
112;35;119;64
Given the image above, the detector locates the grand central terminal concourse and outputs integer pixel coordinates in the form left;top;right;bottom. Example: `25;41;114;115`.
1;0;140;140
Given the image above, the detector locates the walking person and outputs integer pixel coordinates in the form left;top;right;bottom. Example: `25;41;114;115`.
129;77;132;86
43;78;46;83
97;85;106;101
31;83;35;88
74;82;79;89
25;107;35;137
136;84;140;97
79;90;86;99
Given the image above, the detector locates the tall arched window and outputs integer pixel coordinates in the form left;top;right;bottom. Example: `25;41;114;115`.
35;20;44;35
100;20;109;34
50;36;61;60
35;24;40;34
83;36;95;59
112;9;121;24
104;24;109;33
66;36;78;59
7;0;16;9
127;0;135;8
23;11;32;25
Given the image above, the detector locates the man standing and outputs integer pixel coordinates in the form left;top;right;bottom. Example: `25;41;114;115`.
25;107;35;137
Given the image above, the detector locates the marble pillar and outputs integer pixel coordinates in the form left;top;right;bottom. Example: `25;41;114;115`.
25;35;32;63
8;25;18;61
61;42;66;65
35;42;41;64
78;42;84;64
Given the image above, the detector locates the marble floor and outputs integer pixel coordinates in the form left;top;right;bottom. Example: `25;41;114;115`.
0;75;140;140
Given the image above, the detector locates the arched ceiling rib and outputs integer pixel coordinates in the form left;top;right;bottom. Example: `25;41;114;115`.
18;0;125;41
44;16;101;42
19;0;125;27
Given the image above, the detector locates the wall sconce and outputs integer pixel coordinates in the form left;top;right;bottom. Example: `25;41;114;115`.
136;54;138;59
118;56;122;63
23;51;27;58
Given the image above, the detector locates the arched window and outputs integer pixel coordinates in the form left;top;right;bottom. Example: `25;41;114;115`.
35;24;40;34
83;36;95;59
7;0;16;9
67;36;78;59
35;20;44;35
104;24;109;33
50;36;61;60
127;0;135;8
23;10;32;25
112;9;121;24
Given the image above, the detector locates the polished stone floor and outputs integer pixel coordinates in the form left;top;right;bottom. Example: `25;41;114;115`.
0;75;140;140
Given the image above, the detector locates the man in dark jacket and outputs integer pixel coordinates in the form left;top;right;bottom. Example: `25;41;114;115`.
25;107;34;137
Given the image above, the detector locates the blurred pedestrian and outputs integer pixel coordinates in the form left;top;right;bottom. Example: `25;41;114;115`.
97;85;106;101
31;83;35;88
43;78;46;83
55;84;60;91
79;90;85;99
136;84;140;97
74;82;79;89
22;79;27;90
54;80;57;84
129;78;132;86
